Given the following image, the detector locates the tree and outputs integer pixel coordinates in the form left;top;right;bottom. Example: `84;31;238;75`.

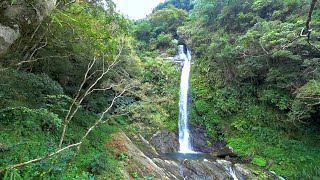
154;0;194;12
149;5;187;37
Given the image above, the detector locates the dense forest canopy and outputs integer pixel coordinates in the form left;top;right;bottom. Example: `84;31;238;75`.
0;0;320;179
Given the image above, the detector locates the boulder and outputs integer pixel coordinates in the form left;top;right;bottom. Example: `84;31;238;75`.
211;146;238;158
180;159;231;180
234;164;254;178
0;24;20;56
150;129;178;153
190;126;226;153
0;0;56;57
3;0;56;25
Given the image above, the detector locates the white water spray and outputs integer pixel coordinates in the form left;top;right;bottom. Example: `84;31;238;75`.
178;45;195;153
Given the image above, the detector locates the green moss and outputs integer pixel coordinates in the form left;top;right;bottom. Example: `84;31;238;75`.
163;119;178;132
226;137;255;155
251;156;266;167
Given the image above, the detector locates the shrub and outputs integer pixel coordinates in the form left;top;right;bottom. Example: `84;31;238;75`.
87;155;108;175
0;107;62;132
0;70;63;108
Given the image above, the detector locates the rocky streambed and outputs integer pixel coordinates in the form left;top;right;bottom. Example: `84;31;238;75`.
106;128;282;180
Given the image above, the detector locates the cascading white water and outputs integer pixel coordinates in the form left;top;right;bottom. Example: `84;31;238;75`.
178;45;195;153
226;167;239;180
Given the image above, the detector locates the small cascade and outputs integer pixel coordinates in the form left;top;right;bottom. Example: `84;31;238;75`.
177;45;195;153
225;166;239;180
271;171;286;180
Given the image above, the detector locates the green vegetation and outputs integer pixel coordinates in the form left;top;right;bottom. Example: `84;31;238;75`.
1;0;320;179
133;5;187;54
0;0;180;178
179;0;320;178
154;0;193;12
0;0;139;179
134;0;320;178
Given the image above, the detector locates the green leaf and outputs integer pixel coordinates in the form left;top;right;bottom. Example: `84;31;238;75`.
49;14;63;27
10;0;17;5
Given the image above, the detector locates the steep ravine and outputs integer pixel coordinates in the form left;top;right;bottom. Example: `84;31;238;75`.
106;130;280;180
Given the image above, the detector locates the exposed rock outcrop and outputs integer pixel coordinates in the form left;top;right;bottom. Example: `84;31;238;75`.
107;131;279;180
0;0;56;57
106;132;177;180
149;126;229;154
190;126;227;153
150;129;179;153
211;146;238;158
0;24;20;56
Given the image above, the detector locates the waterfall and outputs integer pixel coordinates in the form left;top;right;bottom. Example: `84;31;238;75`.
178;45;195;153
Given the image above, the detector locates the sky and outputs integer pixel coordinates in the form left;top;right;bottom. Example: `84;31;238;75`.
112;0;165;20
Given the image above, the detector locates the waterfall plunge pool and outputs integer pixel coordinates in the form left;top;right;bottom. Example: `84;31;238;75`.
163;152;215;161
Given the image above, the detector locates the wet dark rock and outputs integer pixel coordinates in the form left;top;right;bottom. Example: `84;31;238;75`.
190;126;227;153
212;146;238;158
150;129;179;154
150;126;231;155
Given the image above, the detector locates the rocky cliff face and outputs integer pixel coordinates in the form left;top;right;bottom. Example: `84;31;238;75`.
106;131;280;180
0;0;56;57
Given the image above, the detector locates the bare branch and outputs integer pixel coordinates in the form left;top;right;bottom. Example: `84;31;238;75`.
30;21;42;40
259;38;269;54
300;0;320;52
28;38;48;61
0;84;130;172
58;57;97;148
86;79;124;95
307;41;320;52
0;142;81;173
65;85;129;166
297;96;320;99
15;55;71;66
304;0;318;35
85;70;102;81
0;68;9;72
59;37;126;148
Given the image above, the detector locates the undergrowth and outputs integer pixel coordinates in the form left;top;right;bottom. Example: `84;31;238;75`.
0;70;124;179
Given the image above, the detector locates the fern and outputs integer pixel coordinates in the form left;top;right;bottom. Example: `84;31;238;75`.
3;168;22;180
